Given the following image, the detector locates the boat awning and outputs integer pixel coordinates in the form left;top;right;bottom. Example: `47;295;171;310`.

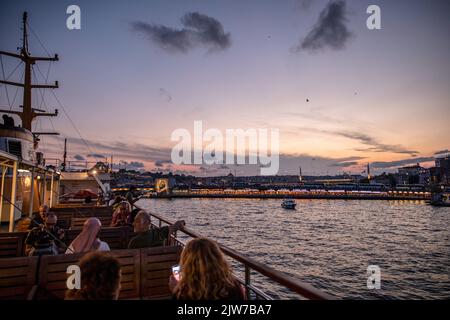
0;150;18;168
0;150;58;175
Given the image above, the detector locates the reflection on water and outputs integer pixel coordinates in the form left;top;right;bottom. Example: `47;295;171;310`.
139;198;450;299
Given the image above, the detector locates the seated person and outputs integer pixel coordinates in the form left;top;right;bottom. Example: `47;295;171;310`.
29;204;49;229
128;210;185;249
109;195;123;211
66;217;110;254
110;201;131;227
65;251;121;300
25;212;65;256
126;186;143;209
169;237;245;300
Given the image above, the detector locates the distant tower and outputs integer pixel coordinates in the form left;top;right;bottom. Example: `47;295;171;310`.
299;166;303;182
61;138;67;172
367;163;371;181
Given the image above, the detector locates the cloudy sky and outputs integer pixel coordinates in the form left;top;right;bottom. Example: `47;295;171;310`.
1;0;449;176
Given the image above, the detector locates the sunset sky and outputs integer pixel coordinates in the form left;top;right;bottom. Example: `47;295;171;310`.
1;0;449;176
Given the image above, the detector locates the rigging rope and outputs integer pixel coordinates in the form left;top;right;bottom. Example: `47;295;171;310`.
12;21;104;167
0;55;11;108
26;22;51;58
31;65;64;151
10;68;24;111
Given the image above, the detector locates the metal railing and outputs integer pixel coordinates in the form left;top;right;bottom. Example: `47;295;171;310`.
148;211;333;300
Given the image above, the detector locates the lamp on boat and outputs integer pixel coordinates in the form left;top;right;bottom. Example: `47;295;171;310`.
24;176;31;188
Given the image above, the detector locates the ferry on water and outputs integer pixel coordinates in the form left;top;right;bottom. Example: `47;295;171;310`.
0;12;331;300
281;199;296;210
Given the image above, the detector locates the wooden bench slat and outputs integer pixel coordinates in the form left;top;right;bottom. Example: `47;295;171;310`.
145;285;172;298
140;246;181;299
142;253;180;263
0;256;38;299
0;267;31;278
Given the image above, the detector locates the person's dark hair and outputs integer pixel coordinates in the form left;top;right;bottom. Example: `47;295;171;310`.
65;252;121;300
129;186;136;191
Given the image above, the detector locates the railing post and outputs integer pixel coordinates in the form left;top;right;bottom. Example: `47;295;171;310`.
245;265;251;300
0;166;6;221
49;172;54;208
9;160;18;232
29;167;35;216
42;173;46;205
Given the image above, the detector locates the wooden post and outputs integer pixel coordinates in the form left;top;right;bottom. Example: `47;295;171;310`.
29;167;35;216
49;172;54;208
245;265;251;300
0;166;6;220
56;175;60;205
42;173;46;205
9;161;18;232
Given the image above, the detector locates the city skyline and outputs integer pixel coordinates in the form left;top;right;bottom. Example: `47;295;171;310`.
1;0;449;176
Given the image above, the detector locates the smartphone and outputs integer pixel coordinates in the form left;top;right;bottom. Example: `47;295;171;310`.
172;264;181;281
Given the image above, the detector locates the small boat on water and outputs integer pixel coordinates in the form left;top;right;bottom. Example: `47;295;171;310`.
429;192;450;207
281;198;296;209
428;185;450;207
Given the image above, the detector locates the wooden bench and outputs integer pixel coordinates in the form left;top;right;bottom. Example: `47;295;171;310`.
64;227;130;250
0;256;38;299
140;246;182;299
56;218;72;230
0;237;24;258
70;217;113;229
36;249;141;300
0;245;182;300
0;225;131;258
53;206;113;216
0;232;28;258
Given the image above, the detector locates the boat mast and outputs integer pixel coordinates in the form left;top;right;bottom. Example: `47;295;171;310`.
0;11;59;131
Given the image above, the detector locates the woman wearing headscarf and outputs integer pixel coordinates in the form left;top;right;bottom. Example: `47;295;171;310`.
65;217;110;254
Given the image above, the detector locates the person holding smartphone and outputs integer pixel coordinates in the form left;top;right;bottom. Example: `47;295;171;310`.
168;237;245;300
172;264;181;282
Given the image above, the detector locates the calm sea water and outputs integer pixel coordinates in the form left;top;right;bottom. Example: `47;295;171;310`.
139;198;450;300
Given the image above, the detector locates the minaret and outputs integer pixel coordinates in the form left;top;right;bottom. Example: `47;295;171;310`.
61;138;67;171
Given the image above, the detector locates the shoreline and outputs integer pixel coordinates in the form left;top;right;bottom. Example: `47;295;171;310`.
145;193;430;201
